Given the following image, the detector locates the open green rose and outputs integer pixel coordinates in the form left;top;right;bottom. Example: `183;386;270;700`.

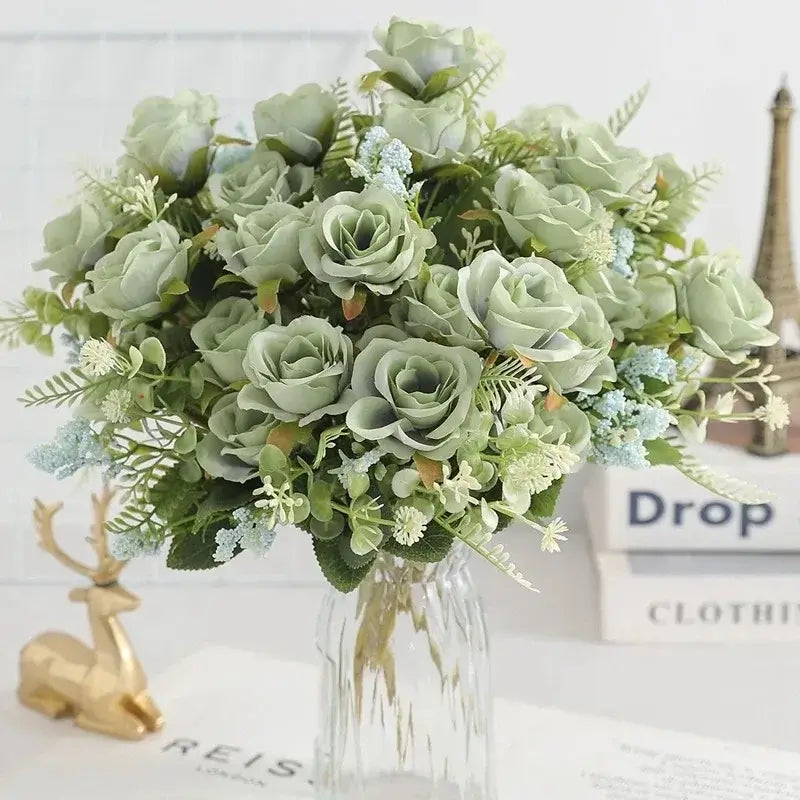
539;119;655;209
346;336;482;460
208;146;313;223
216;203;307;289
456;251;582;362
239;317;354;425
367;18;486;96
299;186;435;299
537;295;616;394
85;221;189;324
119;90;216;193
574;267;645;340
494;168;607;263
33;200;111;287
253;84;337;166
380;91;481;170
190;297;267;386
676;254;778;363
391;263;484;349
195;393;274;482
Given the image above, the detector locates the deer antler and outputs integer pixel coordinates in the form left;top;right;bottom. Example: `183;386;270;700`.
86;484;125;585
33;485;124;585
34;498;95;579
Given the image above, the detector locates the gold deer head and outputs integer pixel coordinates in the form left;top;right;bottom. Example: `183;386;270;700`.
18;485;163;739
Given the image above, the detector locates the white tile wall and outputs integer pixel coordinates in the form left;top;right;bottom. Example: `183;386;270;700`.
0;30;368;585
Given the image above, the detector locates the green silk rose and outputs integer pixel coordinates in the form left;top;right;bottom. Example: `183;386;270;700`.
539;118;655;209
575;267;645;340
190;297;267;386
208;146;313;223
537;295;616;393
346;336;482;460
299;186;435;299
391;263;484;349
536;399;591;454
367;18;485;95
380;91;481;170
85;221;189;324
456;251;583;363
494;168;607;263
239;316;354;425
195;393;274;482
253;84;337;166
216;203;307;289
675;254;778;363
33;200;111;287
119;90;216;193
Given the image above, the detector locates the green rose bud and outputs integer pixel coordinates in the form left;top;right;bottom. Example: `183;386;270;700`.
456;251;583;363
380;91;481;170
208;146;314;223
85;221;189;324
494;168;608;263
675;254;778;363
33;201;111;287
539;118;656;209
195;393;274;482
634;258;678;325
367;18;487;95
537;295;615;393
190;297;267;386
239;316;354;425
529;398;591;455
253;83;337;166
119;90;217;193
390;263;484;349
216;203;307;289
299;186;435;299
346;336;482;460
575;267;645;340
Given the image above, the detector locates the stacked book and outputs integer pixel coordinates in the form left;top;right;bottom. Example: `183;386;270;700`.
583;442;800;643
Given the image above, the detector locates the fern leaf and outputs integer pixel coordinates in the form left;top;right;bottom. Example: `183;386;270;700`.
322;78;358;173
20;368;111;408
608;82;650;136
474;354;544;414
677;455;775;505
462;53;505;107
659;162;722;229
455;525;538;592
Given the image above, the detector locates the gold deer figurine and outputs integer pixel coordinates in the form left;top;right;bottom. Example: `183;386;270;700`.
18;485;163;740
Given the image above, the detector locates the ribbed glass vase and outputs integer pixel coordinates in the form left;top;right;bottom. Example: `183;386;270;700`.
314;543;495;800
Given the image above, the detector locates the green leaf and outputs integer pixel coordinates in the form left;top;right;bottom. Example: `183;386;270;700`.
527;477;564;519
128;345;144;377
433;163;482;180
267;421;310;455
162;278;190;296
645;438;684;466
179;459;202;482
192;482;253;535
258;443;288;478
174;426;198;454
309;480;334;522
130;380;154;412
382;523;454;563
420;67;460;101
379;71;419;97
457;207;499;222
189;362;205;398
212;273;249;290
167;524;223;571
309;513;345;540
654;230;686;251
674;316;694;335
313;537;374;593
139;337;166;370
312;424;347;468
350;524;382;556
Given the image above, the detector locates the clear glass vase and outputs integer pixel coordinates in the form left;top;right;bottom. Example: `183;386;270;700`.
314;543;495;800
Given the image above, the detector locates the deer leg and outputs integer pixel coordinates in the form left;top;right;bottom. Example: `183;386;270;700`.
76;707;146;740
124;692;164;732
18;683;72;719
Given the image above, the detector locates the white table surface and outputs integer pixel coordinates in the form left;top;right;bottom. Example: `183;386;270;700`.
2;527;799;780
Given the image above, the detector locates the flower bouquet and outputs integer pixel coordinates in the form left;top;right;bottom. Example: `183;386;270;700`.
4;16;788;798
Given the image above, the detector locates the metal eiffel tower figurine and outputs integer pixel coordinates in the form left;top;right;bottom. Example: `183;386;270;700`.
708;79;800;455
